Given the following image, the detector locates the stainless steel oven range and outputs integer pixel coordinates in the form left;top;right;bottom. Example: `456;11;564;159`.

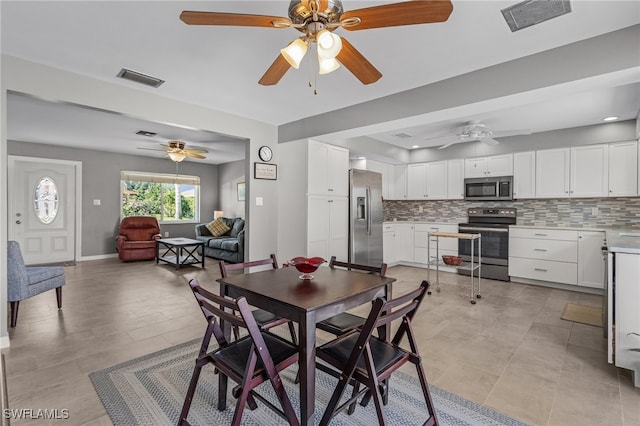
458;208;516;281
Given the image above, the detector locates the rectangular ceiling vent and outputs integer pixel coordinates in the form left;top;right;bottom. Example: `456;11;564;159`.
501;0;571;32
117;68;165;88
136;130;157;137
393;132;413;139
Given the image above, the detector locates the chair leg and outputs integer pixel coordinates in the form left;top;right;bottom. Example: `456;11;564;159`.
178;362;205;425
55;287;62;309
9;302;19;328
415;364;439;426
287;322;298;346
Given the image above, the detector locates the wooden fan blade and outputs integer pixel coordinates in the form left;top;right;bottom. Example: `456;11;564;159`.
336;38;382;85
180;11;291;28
185;149;209;154
183;151;206;159
137;147;167;152
259;54;291;86
341;0;453;31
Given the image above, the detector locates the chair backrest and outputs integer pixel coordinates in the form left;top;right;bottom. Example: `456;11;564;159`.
328;256;387;277
187;279;278;367
219;254;278;277
118;216;160;241
7;241;28;298
355;280;429;357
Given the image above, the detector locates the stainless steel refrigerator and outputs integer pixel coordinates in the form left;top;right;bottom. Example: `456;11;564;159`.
349;169;383;267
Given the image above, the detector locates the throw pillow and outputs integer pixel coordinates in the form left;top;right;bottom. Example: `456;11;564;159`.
230;219;245;238
206;218;231;237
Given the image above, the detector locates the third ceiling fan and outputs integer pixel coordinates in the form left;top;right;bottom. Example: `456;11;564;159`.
180;0;453;86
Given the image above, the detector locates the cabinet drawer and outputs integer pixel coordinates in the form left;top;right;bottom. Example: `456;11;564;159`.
509;257;577;285
510;238;577;262
414;223;457;233
510;227;577;241
383;224;395;232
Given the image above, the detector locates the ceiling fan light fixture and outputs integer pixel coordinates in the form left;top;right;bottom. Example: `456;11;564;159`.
318;56;340;74
280;38;308;69
168;152;186;163
316;29;342;59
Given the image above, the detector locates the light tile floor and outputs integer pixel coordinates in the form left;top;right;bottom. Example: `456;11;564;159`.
2;259;639;425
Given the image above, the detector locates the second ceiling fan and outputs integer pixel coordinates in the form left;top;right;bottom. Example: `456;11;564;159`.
180;0;453;86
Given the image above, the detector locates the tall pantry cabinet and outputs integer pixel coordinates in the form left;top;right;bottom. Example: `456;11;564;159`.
277;140;349;263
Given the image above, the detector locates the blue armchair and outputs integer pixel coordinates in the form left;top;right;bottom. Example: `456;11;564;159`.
7;241;66;327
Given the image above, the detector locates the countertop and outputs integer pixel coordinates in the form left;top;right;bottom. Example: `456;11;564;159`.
606;231;640;255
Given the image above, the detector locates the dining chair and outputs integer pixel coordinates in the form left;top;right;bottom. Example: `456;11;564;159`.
316;256;388;336
179;279;300;426
218;254;298;345
316;280;437;426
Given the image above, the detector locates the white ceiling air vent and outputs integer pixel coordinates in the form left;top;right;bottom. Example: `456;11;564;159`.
501;0;571;32
117;68;165;88
393;132;413;139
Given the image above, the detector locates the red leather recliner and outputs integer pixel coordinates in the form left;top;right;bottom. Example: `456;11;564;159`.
116;216;162;262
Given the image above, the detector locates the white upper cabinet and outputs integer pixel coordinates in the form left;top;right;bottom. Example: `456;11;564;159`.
308;140;349;196
407;163;428;199
536;148;570;198
513;151;536;199
447;158;464;199
608;141;638;197
570;144;609;198
426;161;448;199
464;154;513;178
365;159;391;199
391;164;408;200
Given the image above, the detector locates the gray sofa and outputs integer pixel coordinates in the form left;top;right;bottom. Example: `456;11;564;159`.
195;217;245;264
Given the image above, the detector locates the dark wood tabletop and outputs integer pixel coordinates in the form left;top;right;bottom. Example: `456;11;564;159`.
218;265;395;426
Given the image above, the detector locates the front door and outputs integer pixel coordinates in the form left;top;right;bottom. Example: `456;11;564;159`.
8;156;79;265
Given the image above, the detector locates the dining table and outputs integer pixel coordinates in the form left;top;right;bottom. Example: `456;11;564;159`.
218;264;395;426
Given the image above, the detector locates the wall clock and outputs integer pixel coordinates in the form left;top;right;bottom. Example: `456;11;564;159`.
258;145;273;162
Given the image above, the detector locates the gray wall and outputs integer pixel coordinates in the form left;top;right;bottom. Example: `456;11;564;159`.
8;141;219;257
218;159;246;219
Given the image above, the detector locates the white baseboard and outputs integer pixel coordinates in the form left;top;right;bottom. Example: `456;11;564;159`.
79;253;119;262
0;335;10;349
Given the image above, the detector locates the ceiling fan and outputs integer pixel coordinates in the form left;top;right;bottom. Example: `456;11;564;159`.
425;121;531;149
179;0;453;86
137;140;208;162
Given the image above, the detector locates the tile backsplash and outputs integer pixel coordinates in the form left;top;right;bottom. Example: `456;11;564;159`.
384;197;640;228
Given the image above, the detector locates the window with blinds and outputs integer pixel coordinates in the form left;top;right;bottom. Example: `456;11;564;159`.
120;171;200;223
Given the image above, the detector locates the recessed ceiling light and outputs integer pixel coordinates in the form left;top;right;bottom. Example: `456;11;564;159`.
358;156;366;160
603;116;619;122
411;145;420;149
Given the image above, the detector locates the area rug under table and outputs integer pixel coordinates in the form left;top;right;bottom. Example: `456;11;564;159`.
90;338;528;426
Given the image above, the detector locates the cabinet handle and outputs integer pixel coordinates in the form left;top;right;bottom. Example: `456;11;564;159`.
534;233;548;236
534;248;547;252
534;268;548;272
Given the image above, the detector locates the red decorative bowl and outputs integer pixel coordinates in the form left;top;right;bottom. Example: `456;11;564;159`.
442;255;463;266
289;257;326;279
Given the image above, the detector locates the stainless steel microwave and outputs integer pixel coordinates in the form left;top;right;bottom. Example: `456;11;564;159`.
464;176;513;201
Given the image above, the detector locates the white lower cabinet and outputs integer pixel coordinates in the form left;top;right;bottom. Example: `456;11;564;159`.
577;231;606;289
396;224;415;262
509;227;605;291
384;222;460;267
509;228;578;285
383;224;398;265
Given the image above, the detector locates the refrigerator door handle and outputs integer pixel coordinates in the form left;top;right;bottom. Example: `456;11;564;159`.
366;186;372;235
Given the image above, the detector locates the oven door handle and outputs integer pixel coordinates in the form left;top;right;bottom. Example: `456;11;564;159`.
459;226;509;233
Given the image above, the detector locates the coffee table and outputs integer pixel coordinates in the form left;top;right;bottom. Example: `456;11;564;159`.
156;237;205;270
